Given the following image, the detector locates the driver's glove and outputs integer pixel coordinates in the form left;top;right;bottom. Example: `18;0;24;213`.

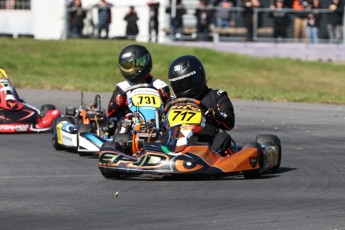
205;108;218;120
115;94;127;107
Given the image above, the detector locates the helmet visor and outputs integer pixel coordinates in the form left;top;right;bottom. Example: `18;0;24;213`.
119;54;150;78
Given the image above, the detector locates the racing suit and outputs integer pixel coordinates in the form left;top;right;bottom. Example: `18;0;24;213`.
197;87;235;156
107;76;170;135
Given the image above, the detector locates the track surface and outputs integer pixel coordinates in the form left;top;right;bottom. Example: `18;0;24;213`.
1;89;345;230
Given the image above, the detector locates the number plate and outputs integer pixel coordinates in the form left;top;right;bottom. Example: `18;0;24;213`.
168;107;202;127
131;94;162;108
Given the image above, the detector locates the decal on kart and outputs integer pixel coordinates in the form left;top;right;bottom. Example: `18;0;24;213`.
0;124;30;132
128;88;162;109
17;109;36;121
56;122;64;144
100;151;168;169
99;147;225;174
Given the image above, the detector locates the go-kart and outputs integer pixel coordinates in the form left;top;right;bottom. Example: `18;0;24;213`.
113;83;165;144
0;78;61;133
52;83;165;156
98;98;282;179
52;93;109;156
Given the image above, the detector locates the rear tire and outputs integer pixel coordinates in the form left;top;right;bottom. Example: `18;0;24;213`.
78;152;95;157
52;116;75;151
101;142;117;149
241;142;262;179
78;124;93;133
256;134;281;171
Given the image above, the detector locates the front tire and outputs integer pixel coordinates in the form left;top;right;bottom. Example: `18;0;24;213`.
52;116;75;151
256;134;281;171
100;169;121;179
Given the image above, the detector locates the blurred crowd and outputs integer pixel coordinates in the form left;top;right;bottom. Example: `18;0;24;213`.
170;0;344;43
2;0;343;43
66;0;156;40
0;0;30;9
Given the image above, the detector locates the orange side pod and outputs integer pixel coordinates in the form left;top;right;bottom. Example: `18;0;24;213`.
214;148;260;173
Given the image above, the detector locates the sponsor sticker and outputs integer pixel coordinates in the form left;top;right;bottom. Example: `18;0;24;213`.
169;71;196;82
0;124;29;132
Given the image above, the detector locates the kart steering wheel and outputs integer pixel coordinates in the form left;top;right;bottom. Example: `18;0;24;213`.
164;97;208;113
122;83;156;94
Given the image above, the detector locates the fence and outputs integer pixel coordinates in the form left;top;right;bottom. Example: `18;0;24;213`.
168;6;345;44
65;4;345;44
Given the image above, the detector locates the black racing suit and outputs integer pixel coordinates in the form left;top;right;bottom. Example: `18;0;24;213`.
197;88;235;155
107;76;170;135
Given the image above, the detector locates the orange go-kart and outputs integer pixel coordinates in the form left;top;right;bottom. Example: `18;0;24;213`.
99;98;281;179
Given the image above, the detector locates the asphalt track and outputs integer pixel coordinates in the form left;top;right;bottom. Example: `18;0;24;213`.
1;89;345;230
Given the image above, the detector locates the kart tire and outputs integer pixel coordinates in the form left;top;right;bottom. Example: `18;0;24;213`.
100;169;121;179
78;152;94;157
78;124;94;157
101;142;117;149
256;134;281;171
114;133;130;143
78;124;93;133
52;116;75;151
41;104;56;117
241;142;262;179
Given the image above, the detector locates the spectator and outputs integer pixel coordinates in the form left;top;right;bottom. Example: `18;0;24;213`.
68;0;87;38
195;0;213;37
124;5;139;40
165;0;186;39
147;0;160;42
327;0;344;43
269;0;291;41
292;0;308;43
306;0;322;44
0;0;16;10
0;0;30;9
94;0;113;39
215;0;235;28
242;0;261;42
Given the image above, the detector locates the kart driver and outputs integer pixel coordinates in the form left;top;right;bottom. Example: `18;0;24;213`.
167;55;235;156
0;67;24;111
108;44;170;134
0;67;60;131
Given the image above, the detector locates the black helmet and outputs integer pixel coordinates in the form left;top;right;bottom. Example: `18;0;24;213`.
118;45;152;85
168;55;207;98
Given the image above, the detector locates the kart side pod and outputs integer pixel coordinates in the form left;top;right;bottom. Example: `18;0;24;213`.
214;147;260;173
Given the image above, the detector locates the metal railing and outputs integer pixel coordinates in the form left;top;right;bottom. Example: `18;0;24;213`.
63;4;345;44
0;0;30;10
174;6;345;44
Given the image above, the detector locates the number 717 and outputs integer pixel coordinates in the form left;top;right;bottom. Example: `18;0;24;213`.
172;111;196;121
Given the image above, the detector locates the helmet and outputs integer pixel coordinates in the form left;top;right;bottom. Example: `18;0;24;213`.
0;67;9;79
118;45;152;85
168;55;207;98
0;68;23;110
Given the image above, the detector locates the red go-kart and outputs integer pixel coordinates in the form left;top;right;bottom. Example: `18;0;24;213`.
0;77;61;133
